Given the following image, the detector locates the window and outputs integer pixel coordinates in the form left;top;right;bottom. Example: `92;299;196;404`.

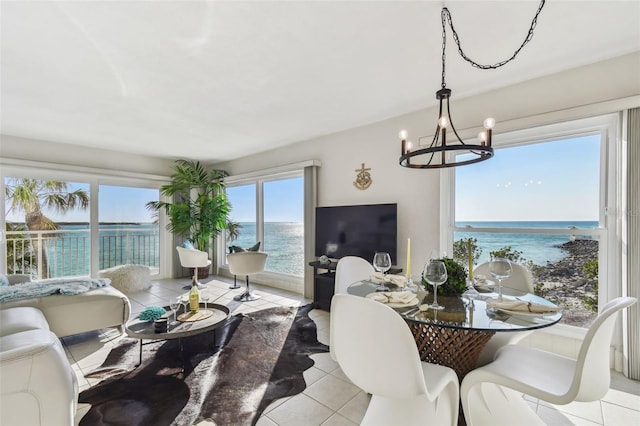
98;185;160;273
225;174;305;278
446;115;617;328
264;178;304;276
2;167;167;279
226;184;257;249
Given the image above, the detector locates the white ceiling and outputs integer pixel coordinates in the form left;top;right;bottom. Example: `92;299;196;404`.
2;1;639;162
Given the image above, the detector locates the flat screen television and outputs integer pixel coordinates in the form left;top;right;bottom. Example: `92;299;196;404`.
315;203;397;263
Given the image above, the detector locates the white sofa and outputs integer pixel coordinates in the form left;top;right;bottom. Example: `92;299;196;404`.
1;275;131;337
0;307;78;426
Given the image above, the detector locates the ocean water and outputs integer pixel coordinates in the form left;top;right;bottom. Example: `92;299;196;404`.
26;221;595;278
45;223;160;277
454;221;599;265
232;222;304;277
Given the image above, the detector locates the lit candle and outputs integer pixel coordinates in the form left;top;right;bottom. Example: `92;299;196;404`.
467;238;474;280
406;238;411;278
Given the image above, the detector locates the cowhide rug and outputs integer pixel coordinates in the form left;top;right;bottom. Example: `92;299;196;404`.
79;304;328;426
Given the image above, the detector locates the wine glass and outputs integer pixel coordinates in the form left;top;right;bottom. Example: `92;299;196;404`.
180;294;189;315
423;260;447;310
489;258;512;300
372;252;392;291
169;297;180;324
201;293;211;311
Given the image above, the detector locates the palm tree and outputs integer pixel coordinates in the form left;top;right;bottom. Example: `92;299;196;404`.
5;179;89;278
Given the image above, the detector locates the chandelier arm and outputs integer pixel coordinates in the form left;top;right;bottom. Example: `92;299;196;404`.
442;0;545;70
444;97;469;146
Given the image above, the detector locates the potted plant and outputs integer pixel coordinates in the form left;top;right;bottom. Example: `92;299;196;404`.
147;159;230;278
421;257;468;296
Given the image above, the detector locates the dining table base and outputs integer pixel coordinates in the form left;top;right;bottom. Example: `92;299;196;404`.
407;322;495;381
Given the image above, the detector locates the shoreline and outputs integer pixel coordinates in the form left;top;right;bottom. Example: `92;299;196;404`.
532;239;599;327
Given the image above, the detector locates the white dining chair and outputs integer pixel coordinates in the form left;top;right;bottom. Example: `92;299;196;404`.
334;256;375;295
473;261;535;366
461;296;637;426
176;246;211;289
331;294;460;426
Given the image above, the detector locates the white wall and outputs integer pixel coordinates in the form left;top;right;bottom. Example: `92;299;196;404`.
0;134;175;177
214;52;640;274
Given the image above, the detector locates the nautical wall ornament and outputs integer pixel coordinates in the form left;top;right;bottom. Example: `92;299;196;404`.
353;163;372;190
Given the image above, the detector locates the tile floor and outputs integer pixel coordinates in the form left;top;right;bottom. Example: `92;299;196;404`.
66;276;640;426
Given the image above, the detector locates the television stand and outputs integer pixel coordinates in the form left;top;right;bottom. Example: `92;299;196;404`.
309;260;402;311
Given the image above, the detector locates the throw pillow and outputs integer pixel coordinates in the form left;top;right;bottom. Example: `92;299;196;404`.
182;240;195;250
0;273;8;287
230;241;261;253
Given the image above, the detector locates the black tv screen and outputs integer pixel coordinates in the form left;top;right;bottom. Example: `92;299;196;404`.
315;203;397;263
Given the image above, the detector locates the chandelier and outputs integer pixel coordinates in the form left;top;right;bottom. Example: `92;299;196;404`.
399;1;546;169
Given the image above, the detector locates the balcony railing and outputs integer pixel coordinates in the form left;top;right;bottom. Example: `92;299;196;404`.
5;227;160;279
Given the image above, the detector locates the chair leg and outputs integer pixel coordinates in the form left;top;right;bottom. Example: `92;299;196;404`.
229;274;241;289
182;271;207;290
233;275;261;302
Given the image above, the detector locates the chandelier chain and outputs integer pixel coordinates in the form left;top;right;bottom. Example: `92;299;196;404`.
441;0;545;79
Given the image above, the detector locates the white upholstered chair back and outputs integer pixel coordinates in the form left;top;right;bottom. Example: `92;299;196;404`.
227;252;268;276
176;246;211;269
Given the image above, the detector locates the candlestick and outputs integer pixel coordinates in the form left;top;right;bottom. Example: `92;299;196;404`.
467;238;474;280
406;238;411;278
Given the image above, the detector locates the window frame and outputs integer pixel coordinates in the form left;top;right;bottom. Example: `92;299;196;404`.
440;113;620;336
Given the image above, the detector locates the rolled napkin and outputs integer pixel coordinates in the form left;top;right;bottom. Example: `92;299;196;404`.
486;298;560;314
367;291;417;305
370;273;407;287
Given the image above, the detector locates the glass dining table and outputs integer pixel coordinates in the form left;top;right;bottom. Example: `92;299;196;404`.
347;280;562;380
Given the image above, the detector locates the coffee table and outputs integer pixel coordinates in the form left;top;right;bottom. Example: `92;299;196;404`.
125;302;230;366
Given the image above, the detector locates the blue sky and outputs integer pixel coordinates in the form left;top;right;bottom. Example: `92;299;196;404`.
455;134;600;222
227;177;304;222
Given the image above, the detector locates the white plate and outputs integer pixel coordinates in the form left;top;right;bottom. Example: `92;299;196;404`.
496;308;558;317
366;293;419;308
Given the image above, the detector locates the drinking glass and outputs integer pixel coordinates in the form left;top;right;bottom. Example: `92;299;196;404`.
169;297;180;323
180;294;189;315
423;260;447;310
201;293;211;311
372;252;392;291
489;258;512;300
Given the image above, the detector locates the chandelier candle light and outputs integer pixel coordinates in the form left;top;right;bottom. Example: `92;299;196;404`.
398;1;546;169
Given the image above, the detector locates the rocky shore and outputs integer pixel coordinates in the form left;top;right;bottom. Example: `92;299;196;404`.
532;239;599;327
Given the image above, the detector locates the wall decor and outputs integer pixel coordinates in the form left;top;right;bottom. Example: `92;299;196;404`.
353;163;372;190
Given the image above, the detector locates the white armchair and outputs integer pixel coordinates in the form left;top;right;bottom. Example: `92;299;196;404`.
0;328;78;426
176;246;211;289
226;252;268;302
